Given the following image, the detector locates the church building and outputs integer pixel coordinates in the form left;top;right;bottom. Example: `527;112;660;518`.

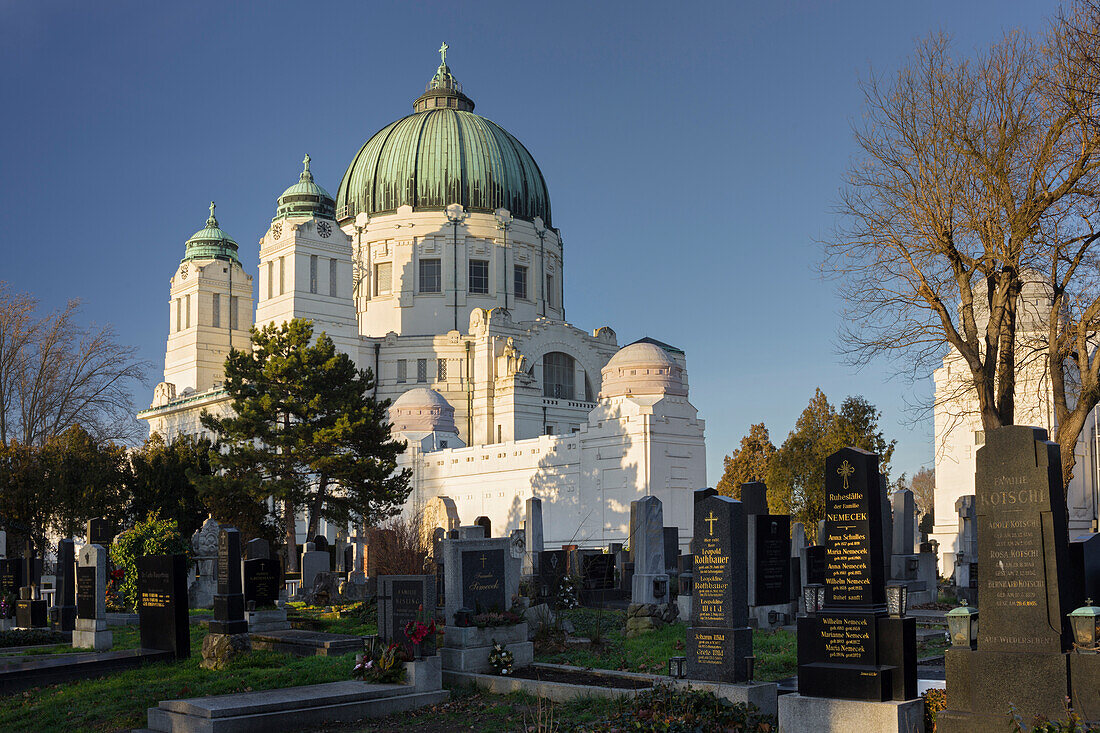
138;47;706;550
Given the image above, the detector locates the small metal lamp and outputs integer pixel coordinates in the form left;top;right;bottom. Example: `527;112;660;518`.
1068;599;1100;653
653;576;668;600
946;601;978;649
802;583;825;614
454;607;474;628
668;656;687;678
886;583;909;618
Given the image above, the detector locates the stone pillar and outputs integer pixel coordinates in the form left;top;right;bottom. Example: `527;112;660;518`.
954;495;976;590
203;527;251;670
523;497;543;576
891;489;916;556
630;495;668;605
52;538;77;631
72;544;111;650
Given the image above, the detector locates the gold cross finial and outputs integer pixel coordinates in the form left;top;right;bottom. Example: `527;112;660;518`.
705;511;719;537
837;459;855;490
439;42;449;65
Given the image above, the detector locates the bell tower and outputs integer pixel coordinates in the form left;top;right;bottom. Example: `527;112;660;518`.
163;202;254;394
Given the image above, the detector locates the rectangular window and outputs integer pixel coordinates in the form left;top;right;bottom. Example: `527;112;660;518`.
310;255;318;294
175;298;181;332
546;274;554;308
417;358;427;383
279;257;285;295
419;258;442;293
329;258;338;297
185;294;191;329
469;259;489;294
514;265;528;300
375;262;392;296
545;424;555;435
267;262;273;300
212;293;220;328
230;296;239;330
437;358;447;381
397;359;407;383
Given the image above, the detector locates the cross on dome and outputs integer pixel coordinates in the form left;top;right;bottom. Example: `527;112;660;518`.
439;42;448;65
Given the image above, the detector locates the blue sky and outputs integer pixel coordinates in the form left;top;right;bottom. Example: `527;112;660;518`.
0;0;1059;483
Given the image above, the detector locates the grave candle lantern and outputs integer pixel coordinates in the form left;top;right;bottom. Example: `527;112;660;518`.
946;601;978;649
886;582;908;617
802;583;825;614
667;656;686;678
1068;599;1100;653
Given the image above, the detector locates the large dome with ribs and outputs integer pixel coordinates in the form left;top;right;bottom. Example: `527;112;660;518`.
335;56;552;227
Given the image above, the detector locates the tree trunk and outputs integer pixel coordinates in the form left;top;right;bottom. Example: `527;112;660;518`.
305;474;328;540
283;499;299;572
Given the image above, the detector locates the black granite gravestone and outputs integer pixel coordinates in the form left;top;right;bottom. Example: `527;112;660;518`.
22;541;41;589
379;575;436;657
581;553;616;591
460;548;506;613
138;554;189;659
245;538;270;560
663;527;680;575
16;596;47;628
752;514;791;606
76;565;97;620
739;482;769;516
87;518;114;546
805;545;826;586
52;538;77;630
311;535;329;551
938;426;1099;731
0;559;22;613
243;558;281;608
539;549;567;597
211;527;248;635
686;490;753;682
796;447;916;702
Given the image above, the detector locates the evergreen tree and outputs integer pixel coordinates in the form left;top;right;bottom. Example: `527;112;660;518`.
127;433;215;541
716;423;776;499
767;389;895;526
201;319;410;569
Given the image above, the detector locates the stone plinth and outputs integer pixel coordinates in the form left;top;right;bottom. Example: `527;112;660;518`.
778;693;924;733
440;621;532;673
245;608;290;632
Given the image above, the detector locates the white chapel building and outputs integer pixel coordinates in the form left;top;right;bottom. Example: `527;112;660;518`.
138;49;706;551
931;276;1100;571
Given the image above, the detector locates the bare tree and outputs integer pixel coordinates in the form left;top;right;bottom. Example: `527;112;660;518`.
824;29;1100;490
0;283;148;446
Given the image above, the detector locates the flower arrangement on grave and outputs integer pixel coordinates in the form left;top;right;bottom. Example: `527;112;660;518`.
471;609;524;628
0;594;13;619
403;605;439;655
556;574;580;609
487;639;514;675
922;687;947;732
105;568;126;612
352;642;407;684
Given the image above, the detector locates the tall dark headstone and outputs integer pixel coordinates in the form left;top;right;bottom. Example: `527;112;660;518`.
739;482;769;516
210;527;248;635
0;558;23;611
138;554;189;659
243;557;281;608
686;490;753;682
73;543;111;650
796;447;916;702
51;538;77;631
474;516;492;538
539;549;567;598
750;514;791;606
938;427;1098;731
245;538;270;560
87;518;114;546
460;549;506;613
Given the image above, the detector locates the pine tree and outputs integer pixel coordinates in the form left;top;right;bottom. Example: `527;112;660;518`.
716;423;776;499
201;319;411;570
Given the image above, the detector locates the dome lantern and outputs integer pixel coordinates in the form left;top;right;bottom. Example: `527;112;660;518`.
183;201;240;263
273;154;336;222
413;42;475;113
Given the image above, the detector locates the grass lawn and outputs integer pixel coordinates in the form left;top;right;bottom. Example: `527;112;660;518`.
286;601;378;636
534;608;799;682
0;624;354;732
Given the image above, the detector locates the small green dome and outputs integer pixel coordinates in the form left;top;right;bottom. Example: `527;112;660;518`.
184;202;239;263
274;154;336;221
336;46;552;227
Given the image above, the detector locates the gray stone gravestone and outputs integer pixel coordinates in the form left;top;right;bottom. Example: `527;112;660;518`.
686;490;752;682
73;543;111;650
938;426;1099;731
457;525;486;540
631;495;668;605
523;497;543;576
300;542;329;592
52;538;77;631
891;489;916;556
954;495;977;589
443;537;516;625
189;517;219;609
888;488;932;605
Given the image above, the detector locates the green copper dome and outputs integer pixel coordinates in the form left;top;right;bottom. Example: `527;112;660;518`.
183;202;239;263
274;154;336;221
336;46;552;227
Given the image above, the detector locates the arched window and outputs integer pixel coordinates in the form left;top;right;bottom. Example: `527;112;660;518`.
543;352;575;399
